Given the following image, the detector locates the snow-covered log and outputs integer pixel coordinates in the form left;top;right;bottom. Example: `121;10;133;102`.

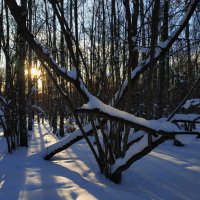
5;0;199;112
5;0;200;183
110;135;169;183
44;124;93;160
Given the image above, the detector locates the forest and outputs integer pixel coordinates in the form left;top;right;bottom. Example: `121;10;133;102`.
0;0;200;199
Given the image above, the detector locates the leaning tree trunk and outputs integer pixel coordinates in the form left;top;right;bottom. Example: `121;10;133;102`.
5;0;200;183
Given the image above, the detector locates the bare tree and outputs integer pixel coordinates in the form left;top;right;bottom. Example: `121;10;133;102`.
3;0;200;183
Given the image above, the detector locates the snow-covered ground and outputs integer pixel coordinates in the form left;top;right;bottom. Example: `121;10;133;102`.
0;122;200;200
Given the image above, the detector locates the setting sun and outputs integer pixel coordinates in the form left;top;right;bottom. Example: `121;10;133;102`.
31;67;38;76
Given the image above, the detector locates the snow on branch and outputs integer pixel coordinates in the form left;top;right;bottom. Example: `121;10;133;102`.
171;113;200;122
78;95;187;135
183;99;200;109
5;0;200;180
6;0;199;115
112;134;150;173
113;0;199;106
5;0;89;101
110;135;167;179
43;124;93;160
32;105;48;119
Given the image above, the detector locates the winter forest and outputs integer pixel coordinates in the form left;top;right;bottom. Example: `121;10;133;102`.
0;0;200;199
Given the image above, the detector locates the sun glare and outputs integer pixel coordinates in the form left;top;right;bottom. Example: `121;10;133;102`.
38;79;42;89
31;67;38;76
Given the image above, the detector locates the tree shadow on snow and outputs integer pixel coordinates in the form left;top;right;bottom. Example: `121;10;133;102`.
123;140;200;200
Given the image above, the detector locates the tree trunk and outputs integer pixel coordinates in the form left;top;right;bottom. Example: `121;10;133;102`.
15;0;28;147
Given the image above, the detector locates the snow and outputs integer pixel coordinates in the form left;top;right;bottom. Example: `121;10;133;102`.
175;134;197;144
0;110;6;129
57;66;67;73
1;122;200;200
57;68;77;80
112;0;197;106
42;48;49;54
32;105;47;119
0;96;7;105
43;124;92;157
32;37;78;83
171;113;200;121
128;129;145;143
135;46;149;53
112;134;149;172
81;95;180;133
67;70;77;80
0;109;4;116
183;99;200;109
157;39;170;49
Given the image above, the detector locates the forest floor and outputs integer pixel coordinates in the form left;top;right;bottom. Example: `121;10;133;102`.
0;122;200;200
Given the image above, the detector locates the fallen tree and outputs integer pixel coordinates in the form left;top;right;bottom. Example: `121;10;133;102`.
5;0;200;183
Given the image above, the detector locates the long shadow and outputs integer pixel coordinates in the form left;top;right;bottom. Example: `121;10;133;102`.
0;148;28;200
15;122;63;200
7;122;105;199
0;123;62;200
39;157;112;199
37;123;46;150
37;124;118;199
51;134;101;174
42;123;52;134
154;139;200;162
32;131;200;199
2;123;198;199
124;142;200;200
32;122;52;153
